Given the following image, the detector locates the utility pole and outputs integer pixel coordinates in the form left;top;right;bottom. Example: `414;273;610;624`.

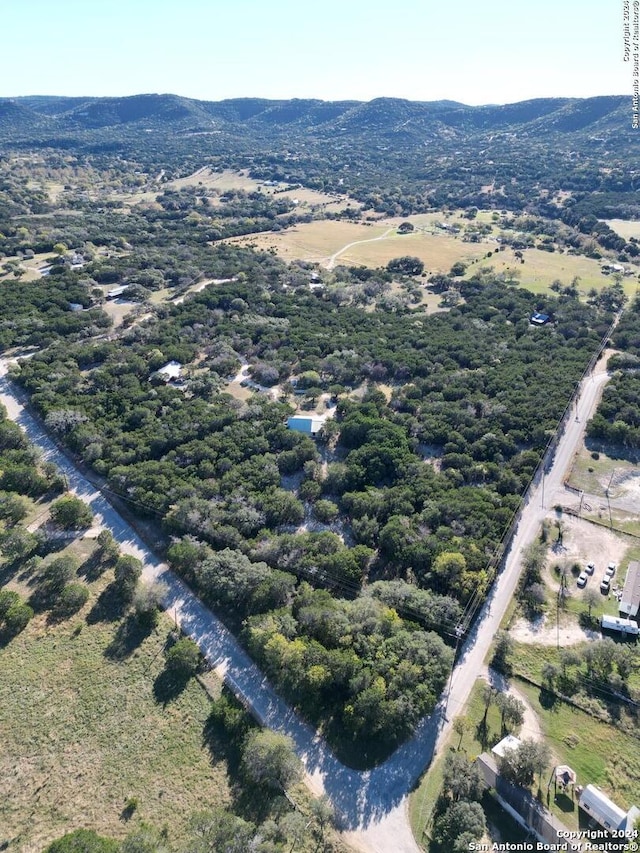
445;625;465;714
605;471;614;529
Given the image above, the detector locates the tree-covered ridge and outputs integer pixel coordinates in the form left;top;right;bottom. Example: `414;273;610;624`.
1;94;636;218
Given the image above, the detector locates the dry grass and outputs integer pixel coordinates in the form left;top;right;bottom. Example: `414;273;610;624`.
606;219;640;240
0;544;231;852
473;248;634;295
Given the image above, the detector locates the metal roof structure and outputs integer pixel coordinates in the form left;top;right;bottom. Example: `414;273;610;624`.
287;415;326;435
620;561;640;618
579;785;627;832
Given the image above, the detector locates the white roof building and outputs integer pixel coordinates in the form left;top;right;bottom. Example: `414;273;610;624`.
156;361;183;382
491;734;522;759
620;561;640;618
578;785;639;834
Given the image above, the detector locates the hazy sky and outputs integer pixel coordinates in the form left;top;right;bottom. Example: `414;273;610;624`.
3;0;628;105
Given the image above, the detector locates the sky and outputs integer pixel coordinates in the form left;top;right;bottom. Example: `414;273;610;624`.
2;0;629;105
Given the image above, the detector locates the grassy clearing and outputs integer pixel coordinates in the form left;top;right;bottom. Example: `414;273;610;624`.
516;681;640;816
606;219;640;240
472;248;631;296
227;220;389;264
226;211;639;297
567;445;640;495
0;548;232;851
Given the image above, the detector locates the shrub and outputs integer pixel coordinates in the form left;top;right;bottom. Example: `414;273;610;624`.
55;583;90;617
165;637;200;678
0;588;20;619
50;494;94;529
45;829;119;853
2;600;33;636
114;555;143;601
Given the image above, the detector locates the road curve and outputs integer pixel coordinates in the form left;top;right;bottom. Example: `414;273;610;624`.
0;356;611;853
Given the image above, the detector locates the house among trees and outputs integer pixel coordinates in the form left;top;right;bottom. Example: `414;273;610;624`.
601;262;625;274
530;311;551;326
154;360;183;383
106;285;128;299
578;785;640;835
287;415;326;436
619;561;640;619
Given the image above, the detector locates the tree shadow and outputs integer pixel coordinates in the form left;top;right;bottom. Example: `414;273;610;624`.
538;687;559;711
77;551;110;583
152;668;190;705
86;583;127;624
475;718;494;750
105;614;153;661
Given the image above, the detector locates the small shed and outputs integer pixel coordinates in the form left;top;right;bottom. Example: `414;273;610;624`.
287;415;325;436
578;785;629;832
530;312;551;326
601;614;639;636
620;561;640;618
491;734;522;759
107;285;128;299
156;360;183;382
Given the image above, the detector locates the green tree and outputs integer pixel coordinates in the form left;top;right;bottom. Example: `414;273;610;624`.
0;526;40;562
39;555;78;597
96;529;119;563
50;494;94;529
241;729;303;790
442;751;483;802
114;555;143;601
2;600;34;637
186;809;257;853
55;582;89;617
0;492;28;525
165;636;200;678
0;589;20;619
133;581;167;627
432;800;486;851
386;256;424;276
45;829;119;853
498;738;551;787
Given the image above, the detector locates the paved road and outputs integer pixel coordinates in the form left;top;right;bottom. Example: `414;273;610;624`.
0;357;612;853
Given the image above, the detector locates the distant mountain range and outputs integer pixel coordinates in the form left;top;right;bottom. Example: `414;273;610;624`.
0;92;631;140
1;93;636;216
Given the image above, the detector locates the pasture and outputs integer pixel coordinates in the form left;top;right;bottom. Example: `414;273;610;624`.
0;537;231;850
606;219;640;240
227;212;635;298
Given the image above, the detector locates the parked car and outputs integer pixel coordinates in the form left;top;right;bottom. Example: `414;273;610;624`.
577;572;588;588
605;562;616;578
586;562;595;575
600;577;611;593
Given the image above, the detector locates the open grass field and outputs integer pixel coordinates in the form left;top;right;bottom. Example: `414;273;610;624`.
227;220;389;265
226;212;639;297
0;542;233;851
605;219;640;240
474;248;638;296
165;168;352;211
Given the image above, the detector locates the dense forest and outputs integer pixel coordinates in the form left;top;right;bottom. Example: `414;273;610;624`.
0;96;635;756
